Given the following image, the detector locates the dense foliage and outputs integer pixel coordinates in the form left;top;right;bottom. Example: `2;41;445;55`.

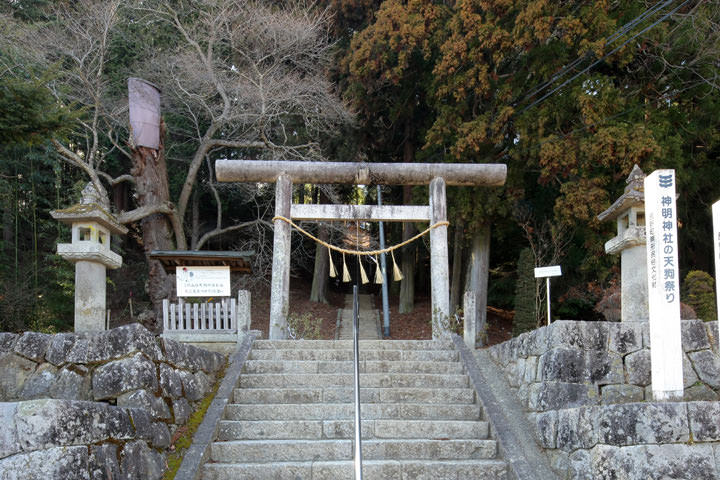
0;0;719;330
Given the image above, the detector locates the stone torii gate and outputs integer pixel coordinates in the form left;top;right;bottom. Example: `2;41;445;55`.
216;160;507;339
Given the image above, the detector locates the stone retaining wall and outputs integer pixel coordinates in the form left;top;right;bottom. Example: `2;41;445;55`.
487;320;720;479
488;320;720;409
0;324;225;479
534;401;720;478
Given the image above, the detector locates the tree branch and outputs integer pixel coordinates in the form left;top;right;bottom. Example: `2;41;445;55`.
196;219;273;250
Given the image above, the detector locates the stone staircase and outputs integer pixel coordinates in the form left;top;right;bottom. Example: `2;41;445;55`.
202;339;508;479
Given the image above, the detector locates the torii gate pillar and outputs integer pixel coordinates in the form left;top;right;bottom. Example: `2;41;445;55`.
216;160;507;340
269;174;292;339
429;177;450;336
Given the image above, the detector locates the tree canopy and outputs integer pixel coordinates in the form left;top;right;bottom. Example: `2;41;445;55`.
0;0;718;330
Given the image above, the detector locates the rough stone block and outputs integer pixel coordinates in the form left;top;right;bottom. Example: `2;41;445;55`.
0;333;18;353
688;401;720;441
159;363;183;399
595;402;689;446
45;333;80;366
682;320;712;352
98;323;162;363
590;444;717;480
523;356;538;383
539;348;622;385
89;444;120;480
608;323;643;355
539;348;585;383
683;384;718;401
548;450;569;477
120;441;164;480
13;332;51;363
13;399;134;455
568;449;593;480
150;422;171;449
586;351;624;385
172;397;192;425
117;389;171;421
51;367;92;401
705;322;719;352
683;354;700;389
688;350;720;389
556;407;597;451
0;353;37;401
179;370;212;402
162;338;222;373
92;352;158;400
0;402;18;459
625;349;650;386
19;363;58;399
546;321;608;351
600;384;644;404
128;407;154;441
534;410;558;448
66;324;162;365
527;382;598;412
0;445;89;480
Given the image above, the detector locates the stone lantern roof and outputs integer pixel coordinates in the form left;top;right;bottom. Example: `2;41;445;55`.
50;183;128;235
597;165;645;222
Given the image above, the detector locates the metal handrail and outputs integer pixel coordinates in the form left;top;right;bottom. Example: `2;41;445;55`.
352;285;363;479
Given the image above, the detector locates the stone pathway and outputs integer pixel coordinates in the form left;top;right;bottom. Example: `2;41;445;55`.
336;294;381;340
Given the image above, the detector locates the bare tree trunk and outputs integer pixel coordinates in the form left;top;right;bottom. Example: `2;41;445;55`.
191;189;200;250
131;129;176;331
399;186;416;313
309;224;329;303
449;219;464;313
467;223;490;345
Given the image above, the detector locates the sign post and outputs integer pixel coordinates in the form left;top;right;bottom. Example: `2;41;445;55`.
176;266;231;297
534;265;562;325
644;170;683;400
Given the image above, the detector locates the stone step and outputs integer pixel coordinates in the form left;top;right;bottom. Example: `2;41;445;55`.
242;360;464;374
233;386;476;405
238;373;468;389
248;348;459;362
209;438;498;463
203;459;509;480
224;403;482;421
252;339;455;351
216;419;489;441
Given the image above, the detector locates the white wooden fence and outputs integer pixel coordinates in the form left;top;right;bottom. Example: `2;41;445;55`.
162;290;250;343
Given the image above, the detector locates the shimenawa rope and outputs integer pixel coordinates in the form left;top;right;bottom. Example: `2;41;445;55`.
271;215;450;256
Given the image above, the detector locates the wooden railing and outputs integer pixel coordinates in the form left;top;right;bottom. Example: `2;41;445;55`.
162;290;250;342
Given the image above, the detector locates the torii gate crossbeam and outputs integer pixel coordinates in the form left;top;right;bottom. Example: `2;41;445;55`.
216;160;507;340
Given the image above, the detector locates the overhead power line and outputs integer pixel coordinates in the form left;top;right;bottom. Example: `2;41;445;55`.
517;0;693;115
519;0;674;104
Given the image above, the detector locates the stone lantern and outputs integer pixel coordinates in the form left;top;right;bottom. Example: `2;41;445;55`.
597;165;648;322
51;183;128;332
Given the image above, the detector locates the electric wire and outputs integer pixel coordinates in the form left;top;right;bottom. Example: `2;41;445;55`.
517;0;693;115
517;0;680;108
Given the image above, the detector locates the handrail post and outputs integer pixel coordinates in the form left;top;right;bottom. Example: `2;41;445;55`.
353;285;363;480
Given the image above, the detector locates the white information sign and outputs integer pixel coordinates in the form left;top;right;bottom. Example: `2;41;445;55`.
644;170;683;400
713;200;720;333
534;265;562;278
176;266;230;297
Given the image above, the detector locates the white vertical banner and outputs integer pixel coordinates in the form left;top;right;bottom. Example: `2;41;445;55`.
644;170;683;400
713;200;720;335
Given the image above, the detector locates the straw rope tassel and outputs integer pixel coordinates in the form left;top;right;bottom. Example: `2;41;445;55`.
328;247;338;278
373;255;383;284
359;256;369;284
342;253;351;282
391;250;403;281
